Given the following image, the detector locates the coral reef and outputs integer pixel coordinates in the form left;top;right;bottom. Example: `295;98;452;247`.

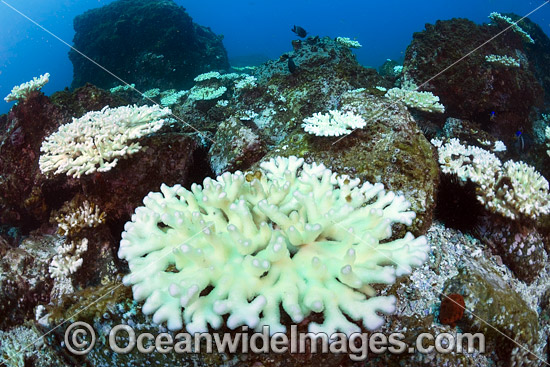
1;8;550;366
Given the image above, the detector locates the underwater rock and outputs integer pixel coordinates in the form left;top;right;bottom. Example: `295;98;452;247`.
403;17;543;140
249;36;390;145
50;83;128;118
208;115;267;175
40;282;354;367
261;91;439;236
0;235;54;329
475;214;547;284
443;255;541;367
68;132;199;225
0;92;67;230
508;13;550;106
70;0;229;91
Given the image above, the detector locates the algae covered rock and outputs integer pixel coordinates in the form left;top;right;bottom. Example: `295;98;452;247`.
403;17;543;140
262;91;439;236
443;255;542;366
70;0;229;91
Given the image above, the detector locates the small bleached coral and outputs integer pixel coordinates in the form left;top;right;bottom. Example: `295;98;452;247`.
335;36;362;48
160;89;188;106
234;75;257;91
302;110;367;136
489;12;534;44
119;156;429;335
142;88;161;98
433;138;550;220
56;201;106;236
479;161;550;220
188;86;227;101
386;87;445;113
193;71;221;82
493;140;507;152
39;104;171;178
110;83;135;93
49;238;89;279
4;73;50;102
485;54;520;68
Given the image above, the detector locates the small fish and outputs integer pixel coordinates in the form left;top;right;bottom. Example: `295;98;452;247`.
490;111;495;121
288;57;297;74
515;130;525;151
291;25;307;38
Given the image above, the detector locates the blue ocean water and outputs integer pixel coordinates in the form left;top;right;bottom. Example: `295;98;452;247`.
0;0;548;115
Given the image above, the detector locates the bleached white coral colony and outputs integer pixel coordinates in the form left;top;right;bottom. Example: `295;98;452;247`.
385;88;445;113
485;54;520;68
119;156;429;335
489;12;534;44
335;37;362;48
302;110;367;136
432;138;550;220
4;73;50;102
39;104;171;178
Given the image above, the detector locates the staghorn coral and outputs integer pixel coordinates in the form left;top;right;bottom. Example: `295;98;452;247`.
39;104;171;178
118;156;429;335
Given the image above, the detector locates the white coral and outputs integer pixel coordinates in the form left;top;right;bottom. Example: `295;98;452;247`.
39;104;171;178
386;87;445;113
302;110;367;136
188;86;227;101
485;54;520;68
336;36;362;48
56;201;106;236
433;138;550;220
118;156;429;335
4;73;50;102
49;238;89;279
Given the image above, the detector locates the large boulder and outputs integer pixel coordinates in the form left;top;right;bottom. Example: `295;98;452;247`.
403;17;544;140
69;0;229;91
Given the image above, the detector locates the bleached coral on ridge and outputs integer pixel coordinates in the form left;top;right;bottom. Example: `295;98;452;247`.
335;36;362;48
432;138;550;220
385;87;445;113
39;104;171;178
193;71;221;82
485;54;520;68
302;110;367;136
118;156;429;335
489;12;534;44
4;73;50;102
188;86;227;101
